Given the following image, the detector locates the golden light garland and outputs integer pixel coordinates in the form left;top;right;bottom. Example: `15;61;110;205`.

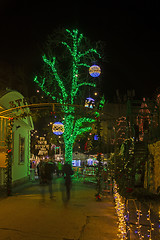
147;206;154;240
113;181;129;239
129;199;155;239
113;183;156;240
135;206;144;239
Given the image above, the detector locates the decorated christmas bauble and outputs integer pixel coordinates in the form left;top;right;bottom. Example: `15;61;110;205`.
52;122;64;135
85;97;95;109
89;65;101;77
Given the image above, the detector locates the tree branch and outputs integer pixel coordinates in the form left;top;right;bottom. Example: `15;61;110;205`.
34;76;56;100
61;41;73;55
78;48;101;59
42;55;68;102
72;117;95;141
66;29;74;38
73;82;96;97
78;82;96;88
78;33;83;45
78;63;90;68
77;126;92;135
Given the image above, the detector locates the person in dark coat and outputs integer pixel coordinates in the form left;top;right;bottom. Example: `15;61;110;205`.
45;161;55;199
62;162;74;201
39;161;55;200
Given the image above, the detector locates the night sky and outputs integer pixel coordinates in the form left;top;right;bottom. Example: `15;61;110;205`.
0;2;159;101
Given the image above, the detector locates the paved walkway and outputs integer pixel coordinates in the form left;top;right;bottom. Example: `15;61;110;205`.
0;178;119;240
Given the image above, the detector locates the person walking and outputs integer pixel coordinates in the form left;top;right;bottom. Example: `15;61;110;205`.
45;161;55;199
62;162;74;201
39;161;55;201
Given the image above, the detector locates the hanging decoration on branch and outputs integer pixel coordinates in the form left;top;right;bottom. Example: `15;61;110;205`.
52;122;64;135
85;97;95;109
89;65;101;78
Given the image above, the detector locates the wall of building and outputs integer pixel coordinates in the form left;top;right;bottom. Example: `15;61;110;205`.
12;120;31;183
0;117;8;168
146;141;160;193
0;90;34;186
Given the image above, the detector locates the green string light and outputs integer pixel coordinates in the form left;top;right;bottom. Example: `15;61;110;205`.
34;29;101;164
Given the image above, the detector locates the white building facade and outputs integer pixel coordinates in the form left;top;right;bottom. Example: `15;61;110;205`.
0;90;34;188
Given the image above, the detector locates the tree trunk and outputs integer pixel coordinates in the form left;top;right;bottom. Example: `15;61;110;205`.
63;112;74;165
64;140;73;164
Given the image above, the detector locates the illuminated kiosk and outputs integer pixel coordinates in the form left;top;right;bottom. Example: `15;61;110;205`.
0;89;34;188
72;152;87;167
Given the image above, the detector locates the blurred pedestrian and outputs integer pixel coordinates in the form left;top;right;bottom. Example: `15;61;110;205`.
39;161;55;201
134;124;139;142
39;161;46;184
37;161;41;178
45;161;55;199
62;162;74;201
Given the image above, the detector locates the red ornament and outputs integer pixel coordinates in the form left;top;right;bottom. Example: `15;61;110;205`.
126;187;133;193
84;142;88;151
96;194;101;200
97;152;102;156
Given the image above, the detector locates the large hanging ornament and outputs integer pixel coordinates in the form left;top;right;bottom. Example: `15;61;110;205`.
52;122;64;135
89;65;101;77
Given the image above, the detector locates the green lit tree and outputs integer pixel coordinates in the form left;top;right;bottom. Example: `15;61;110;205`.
34;29;101;164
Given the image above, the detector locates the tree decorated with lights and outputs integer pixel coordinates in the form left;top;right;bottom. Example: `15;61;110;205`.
34;29;101;164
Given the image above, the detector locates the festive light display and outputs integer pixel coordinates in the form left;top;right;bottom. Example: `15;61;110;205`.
137;98;151;141
34;29;101;164
147;207;154;239
113;193;156;240
52;122;64;135
85;97;95;109
113;181;128;239
133;201;154;239
98;95;105;110
94;134;98;140
95;97;105;200
135;205;144;239
115;116;128;145
5;118;14;196
89;65;101;77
